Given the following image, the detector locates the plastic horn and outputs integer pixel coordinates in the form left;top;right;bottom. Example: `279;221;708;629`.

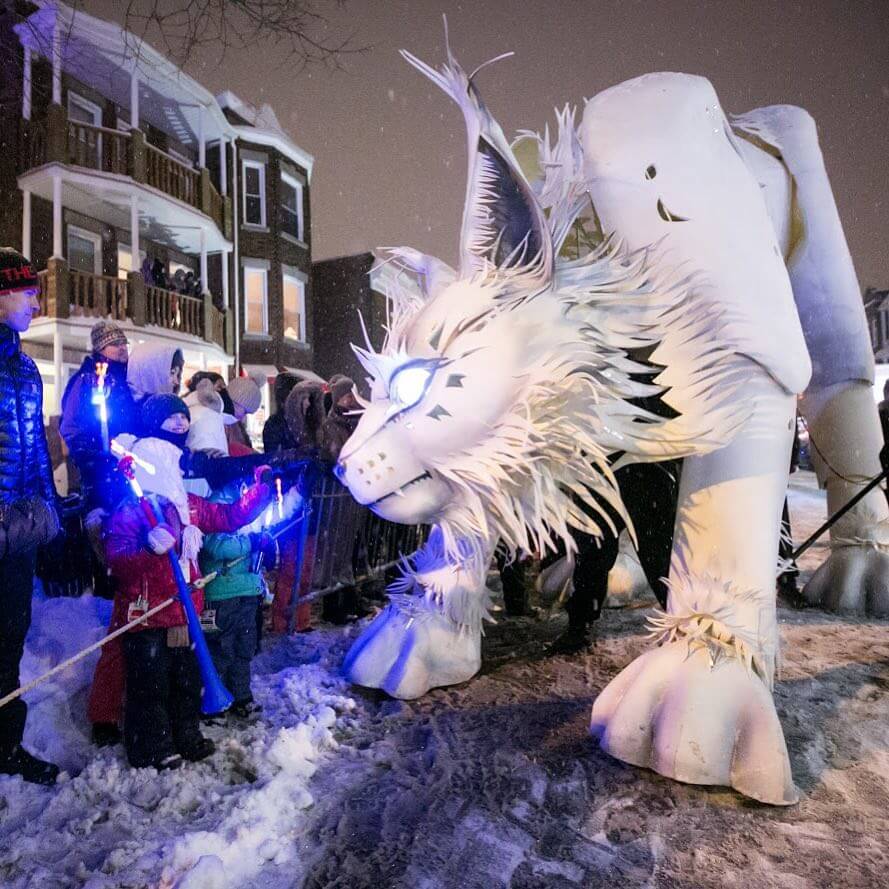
275;477;284;520
119;457;234;714
110;440;156;475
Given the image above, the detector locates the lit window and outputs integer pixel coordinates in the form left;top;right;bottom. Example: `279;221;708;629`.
280;173;304;241
242;160;266;226
117;245;145;281
282;271;305;341
244;263;268;334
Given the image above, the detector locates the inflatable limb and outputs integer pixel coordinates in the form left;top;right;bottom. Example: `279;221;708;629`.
342;601;482;699
592;370;798;804
343;533;492;698
800;382;889;615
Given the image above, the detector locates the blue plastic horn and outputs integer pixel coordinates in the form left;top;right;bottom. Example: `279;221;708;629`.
124;464;234;715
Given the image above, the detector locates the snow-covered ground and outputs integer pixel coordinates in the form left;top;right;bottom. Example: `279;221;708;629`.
3;471;889;888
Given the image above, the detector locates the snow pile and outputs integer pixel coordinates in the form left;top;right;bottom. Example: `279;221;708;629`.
0;594;357;889
20;590;112;774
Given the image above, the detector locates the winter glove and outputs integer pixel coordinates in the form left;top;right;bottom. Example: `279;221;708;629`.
33;499;61;546
146;525;176;555
0;497;60;559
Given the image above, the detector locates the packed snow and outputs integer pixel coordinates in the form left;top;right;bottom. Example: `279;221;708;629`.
2;471;889;888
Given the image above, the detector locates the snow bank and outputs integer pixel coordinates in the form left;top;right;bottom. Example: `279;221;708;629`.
0;592;357;889
20;590;112;774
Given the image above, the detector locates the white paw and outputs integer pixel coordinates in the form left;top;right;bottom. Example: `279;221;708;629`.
591;641;798;805
804;544;889;616
343;601;481;699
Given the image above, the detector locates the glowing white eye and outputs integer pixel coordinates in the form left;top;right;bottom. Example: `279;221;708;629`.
389;364;433;409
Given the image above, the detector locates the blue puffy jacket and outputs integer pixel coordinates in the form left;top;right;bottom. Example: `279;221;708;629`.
60;353;137;510
0;324;58;557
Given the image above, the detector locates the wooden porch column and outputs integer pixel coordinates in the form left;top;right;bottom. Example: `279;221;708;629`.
198;105;205;168
45;258;70;319
199;228;208;291
202;291;214;343
51;174;63;259
221;249;230;309
130;194;139;260
51;16;61;105
22;190;31;258
127;272;146;327
46;103;68;164
219;138;227;195
128;128;146;183
130;67;139;129
22;45;31;120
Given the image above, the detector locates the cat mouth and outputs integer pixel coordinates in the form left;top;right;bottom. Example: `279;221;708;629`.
368;472;433;507
657;198;690;222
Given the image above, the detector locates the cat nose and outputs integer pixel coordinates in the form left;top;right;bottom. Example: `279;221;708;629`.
334;460;346;481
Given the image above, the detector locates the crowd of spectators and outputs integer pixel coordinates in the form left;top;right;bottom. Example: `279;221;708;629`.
0;249;364;783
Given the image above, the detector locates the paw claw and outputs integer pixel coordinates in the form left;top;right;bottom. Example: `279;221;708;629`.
343;603;480;698
804;546;889;616
591;641;797;806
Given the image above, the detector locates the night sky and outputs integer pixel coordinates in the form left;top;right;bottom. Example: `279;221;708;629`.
86;0;889;289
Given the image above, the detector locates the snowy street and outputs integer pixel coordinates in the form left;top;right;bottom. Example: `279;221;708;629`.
2;472;889;888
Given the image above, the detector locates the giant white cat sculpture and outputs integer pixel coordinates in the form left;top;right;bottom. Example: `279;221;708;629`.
336;41;887;806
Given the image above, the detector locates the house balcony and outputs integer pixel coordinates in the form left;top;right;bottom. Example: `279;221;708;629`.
21;106;232;246
35;259;229;352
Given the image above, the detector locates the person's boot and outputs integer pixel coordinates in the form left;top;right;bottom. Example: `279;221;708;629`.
546;623;593;656
91;722;122;747
0;746;60;786
777;574;806;609
229;699;261;722
178;735;215;763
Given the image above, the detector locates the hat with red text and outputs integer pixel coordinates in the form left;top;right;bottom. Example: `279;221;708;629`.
0;248;39;295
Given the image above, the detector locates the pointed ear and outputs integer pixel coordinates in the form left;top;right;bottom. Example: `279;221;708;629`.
372;247;456;300
402;36;552;284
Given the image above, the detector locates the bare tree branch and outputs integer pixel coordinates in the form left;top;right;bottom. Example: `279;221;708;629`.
120;0;367;73
0;0;367;116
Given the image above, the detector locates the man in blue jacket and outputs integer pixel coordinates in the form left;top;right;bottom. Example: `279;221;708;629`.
60;320;137;511
0;248;61;784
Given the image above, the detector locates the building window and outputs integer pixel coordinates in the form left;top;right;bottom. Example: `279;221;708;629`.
117;244;145;281
68;92;103;168
68;92;101;127
242;160;266;227
244;263;268;334
282;270;306;341
280;173;304;241
67;226;102;274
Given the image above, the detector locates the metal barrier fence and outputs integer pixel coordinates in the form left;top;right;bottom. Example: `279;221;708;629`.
37;464;428;616
279;469;427;631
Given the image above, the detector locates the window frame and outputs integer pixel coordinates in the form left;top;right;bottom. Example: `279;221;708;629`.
281;267;307;342
241;159;267;228
280;171;304;242
66;225;102;275
67;91;102;127
243;260;269;336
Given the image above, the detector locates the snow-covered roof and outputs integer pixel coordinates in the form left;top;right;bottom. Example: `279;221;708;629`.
217;91;314;181
16;1;235;144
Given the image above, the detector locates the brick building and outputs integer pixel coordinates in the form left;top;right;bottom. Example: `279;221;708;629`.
311;252;388;388
0;0;316;427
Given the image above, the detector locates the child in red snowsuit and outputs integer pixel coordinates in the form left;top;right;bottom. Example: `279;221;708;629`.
104;395;271;770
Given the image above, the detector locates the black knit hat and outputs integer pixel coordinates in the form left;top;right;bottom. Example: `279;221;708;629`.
0;248;39;295
141;394;191;436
